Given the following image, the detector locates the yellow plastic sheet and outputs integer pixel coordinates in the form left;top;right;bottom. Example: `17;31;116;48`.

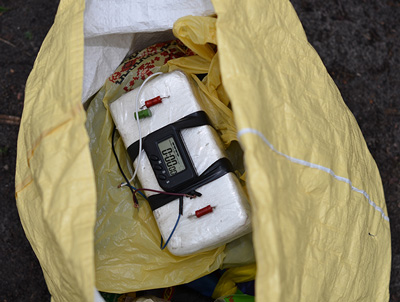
15;1;95;301
15;0;391;301
212;264;257;299
214;1;391;301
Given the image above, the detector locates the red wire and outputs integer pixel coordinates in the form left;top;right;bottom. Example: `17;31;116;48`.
134;188;196;198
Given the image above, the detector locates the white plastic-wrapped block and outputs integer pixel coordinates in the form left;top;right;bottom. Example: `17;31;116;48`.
110;71;251;256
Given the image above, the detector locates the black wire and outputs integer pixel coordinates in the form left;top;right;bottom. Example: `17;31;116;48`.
112;127;181;248
112;126;138;206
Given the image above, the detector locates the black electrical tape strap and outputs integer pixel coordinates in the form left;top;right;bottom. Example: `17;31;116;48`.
127;111;211;161
147;157;234;211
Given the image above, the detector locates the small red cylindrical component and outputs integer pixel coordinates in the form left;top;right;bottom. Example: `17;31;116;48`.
195;205;213;218
145;96;162;108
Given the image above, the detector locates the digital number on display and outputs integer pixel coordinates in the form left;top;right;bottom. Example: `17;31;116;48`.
158;137;186;176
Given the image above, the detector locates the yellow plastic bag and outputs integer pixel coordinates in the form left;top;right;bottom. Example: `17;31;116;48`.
213;1;391;300
16;0;391;301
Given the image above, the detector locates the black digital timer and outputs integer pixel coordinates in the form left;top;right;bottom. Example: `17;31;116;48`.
127;111;211;192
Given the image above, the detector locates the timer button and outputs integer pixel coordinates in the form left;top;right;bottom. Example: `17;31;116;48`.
154;165;163;171
150;155;159;161
158;174;167;180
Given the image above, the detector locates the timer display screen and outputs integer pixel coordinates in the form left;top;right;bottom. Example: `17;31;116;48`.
158;137;186;176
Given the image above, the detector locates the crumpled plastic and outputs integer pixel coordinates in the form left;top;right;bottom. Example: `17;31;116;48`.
82;0;215;102
15;0;391;301
212;264;256;299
